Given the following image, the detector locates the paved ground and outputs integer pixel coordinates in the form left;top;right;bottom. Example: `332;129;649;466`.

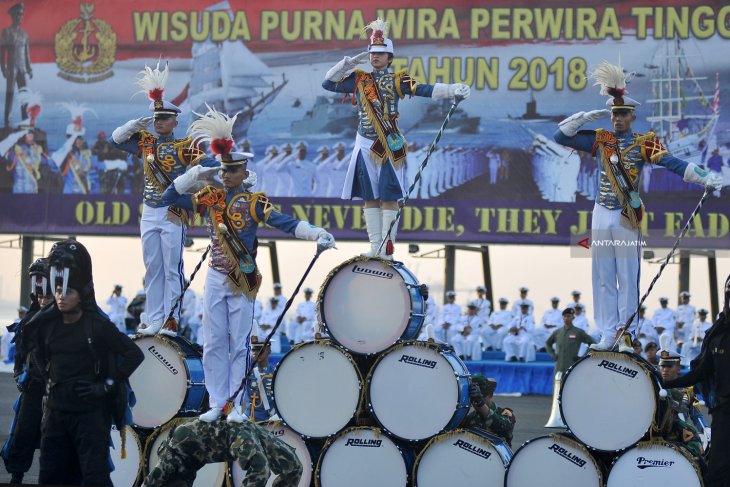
0;371;553;485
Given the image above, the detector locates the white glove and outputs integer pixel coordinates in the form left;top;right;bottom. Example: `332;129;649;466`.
295;221;336;249
317;231;336;250
558;110;610;137
111;116;153;144
432;83;471;100
449;83;471;100
683;163;723;191
173;165;220;194
325;52;369;82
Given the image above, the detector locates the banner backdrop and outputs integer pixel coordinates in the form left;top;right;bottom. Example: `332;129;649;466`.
0;0;728;247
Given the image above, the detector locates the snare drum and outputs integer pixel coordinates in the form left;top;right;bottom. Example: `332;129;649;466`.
229;422;313;487
414;428;512;487
318;257;425;354
606;440;703;486
129;335;206;429
367;340;470;441
145;419;227;487
273;340;362;438
110;425;143;487
316;427;413;487
560;351;663;451
505;434;603;487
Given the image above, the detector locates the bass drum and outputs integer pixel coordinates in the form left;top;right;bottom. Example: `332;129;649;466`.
315;427;413;487
414;428;512;487
505;434;604;487
230;421;313;487
129;335;207;429
110;425;143;487
273;339;362;438
367;340;470;441
606;440;703;487
560;351;664;451
318;257;425;355
145;419;227;487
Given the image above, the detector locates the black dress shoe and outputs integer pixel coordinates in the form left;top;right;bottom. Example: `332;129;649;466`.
507;357;517;362
10;473;23;484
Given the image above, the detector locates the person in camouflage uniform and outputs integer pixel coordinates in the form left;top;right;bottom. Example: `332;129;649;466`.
145;418;302;487
461;374;516;447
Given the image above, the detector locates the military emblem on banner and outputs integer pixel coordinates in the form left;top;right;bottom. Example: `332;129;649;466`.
54;3;116;83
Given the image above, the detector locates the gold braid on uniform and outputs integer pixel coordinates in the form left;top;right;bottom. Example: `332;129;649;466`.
137;130;167;193
395;70;418;99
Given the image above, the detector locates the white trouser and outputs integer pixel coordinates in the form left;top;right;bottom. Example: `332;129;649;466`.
203;268;254;409
452;336;482;361
110;314;126;333
591;204;641;340
532;328;552;350
140;205;186;327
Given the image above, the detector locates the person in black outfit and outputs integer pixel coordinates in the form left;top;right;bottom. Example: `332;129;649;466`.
1;258;53;484
24;240;144;486
663;274;730;487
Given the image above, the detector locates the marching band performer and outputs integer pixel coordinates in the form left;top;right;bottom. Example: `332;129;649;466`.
243;336;279;422
110;61;212;336
159;106;335;423
52;102;94;195
553;60;722;351
322;18;470;259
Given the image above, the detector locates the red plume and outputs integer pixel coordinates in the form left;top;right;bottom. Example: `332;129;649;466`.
210;138;234;155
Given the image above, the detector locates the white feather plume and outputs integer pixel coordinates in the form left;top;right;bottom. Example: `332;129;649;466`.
589;60;632;96
135;61;169;100
659;332;671;352
188;104;239;149
57;101;96;120
364;18;389;37
18;88;42;108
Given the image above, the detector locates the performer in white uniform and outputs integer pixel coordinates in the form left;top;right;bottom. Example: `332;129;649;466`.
159;107;335;423
676;291;697;341
105;284;127;333
485;298;512;351
322;18;469;259
288;287;317;344
653;296;678;351
535;297;562;350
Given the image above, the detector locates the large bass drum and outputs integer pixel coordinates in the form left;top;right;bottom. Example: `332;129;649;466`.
559;351;664;451
318;257;425;354
129;335;207;429
230;421;313;487
606;440;703;486
505;434;604;487
110;425;143;487
413;428;512;487
367;340;470;441
273;339;362;438
315;427;413;487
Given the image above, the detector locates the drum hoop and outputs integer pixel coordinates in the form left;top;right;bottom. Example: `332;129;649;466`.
315;426;405;485
558;351;662;450
610;440;705;486
272;339;365;438
413;427;508;482
112;425;143;484
316;256;410;351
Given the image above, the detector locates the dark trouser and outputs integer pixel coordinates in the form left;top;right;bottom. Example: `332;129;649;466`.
38;408;112;486
705;406;730;487
2;384;44;475
4;71;27;127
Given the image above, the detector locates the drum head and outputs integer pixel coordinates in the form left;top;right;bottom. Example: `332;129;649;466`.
607;441;702;487
369;343;465;441
129;336;190;428
273;341;361;438
110;426;142;487
560;352;657;451
318;428;408;487
230;422;312;487
415;429;510;487
147;422;227;487
505;435;603;487
320;259;413;354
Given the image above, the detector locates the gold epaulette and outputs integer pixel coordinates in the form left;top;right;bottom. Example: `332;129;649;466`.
250;192;273;224
636;131;669;163
395;70;417;99
137;130;156;145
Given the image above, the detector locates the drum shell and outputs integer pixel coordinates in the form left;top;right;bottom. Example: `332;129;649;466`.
606;440;704;487
129;335;207;429
314;427;415;487
413;428;512;487
366;340;471;442
143;418;227;487
272;339;364;439
317;257;425;355
504;433;605;487
559;351;664;451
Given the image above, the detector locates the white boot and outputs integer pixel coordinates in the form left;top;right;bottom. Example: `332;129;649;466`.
137;321;162;336
381;209;400;261
361;208;383;258
226;406;248;424
199;407;223;422
590;336;616;351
